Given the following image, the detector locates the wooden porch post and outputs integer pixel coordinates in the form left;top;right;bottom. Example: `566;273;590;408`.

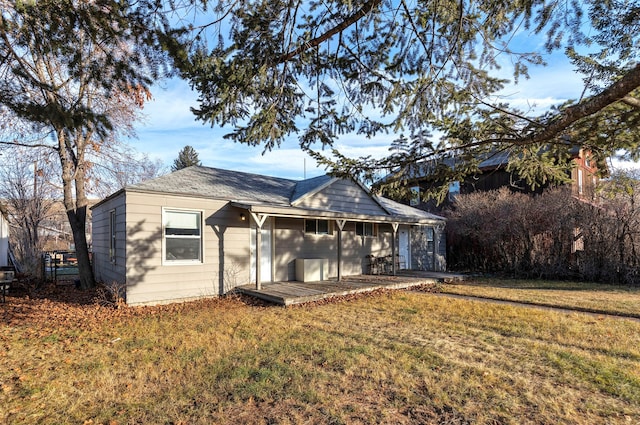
250;212;268;290
336;220;346;282
391;223;399;276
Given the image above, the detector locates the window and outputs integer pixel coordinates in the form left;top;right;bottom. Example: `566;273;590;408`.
109;210;116;263
410;186;420;206
426;227;435;252
305;219;331;235
578;169;584;195
163;209;203;263
356;222;376;237
448;181;460;201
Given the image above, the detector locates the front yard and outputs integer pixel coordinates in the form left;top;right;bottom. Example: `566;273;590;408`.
1;281;639;424
439;278;640;317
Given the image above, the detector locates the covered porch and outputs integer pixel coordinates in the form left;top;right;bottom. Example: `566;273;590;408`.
233;199;447;292
236;272;464;306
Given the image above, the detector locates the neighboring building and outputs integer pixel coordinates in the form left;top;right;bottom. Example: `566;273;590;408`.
387;146;602;212
40;200;97;252
0;203;9;268
91;166;446;306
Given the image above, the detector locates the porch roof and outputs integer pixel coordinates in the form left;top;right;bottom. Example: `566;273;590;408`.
230;200;444;225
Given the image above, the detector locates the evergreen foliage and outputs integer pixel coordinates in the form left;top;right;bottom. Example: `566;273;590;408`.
172;145;202;171
174;0;640;199
0;0;171;288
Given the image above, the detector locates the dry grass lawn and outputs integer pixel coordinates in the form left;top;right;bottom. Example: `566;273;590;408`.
1;283;639;424
440;278;640;317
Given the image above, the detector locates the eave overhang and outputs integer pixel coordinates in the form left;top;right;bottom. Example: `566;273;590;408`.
230;201;445;226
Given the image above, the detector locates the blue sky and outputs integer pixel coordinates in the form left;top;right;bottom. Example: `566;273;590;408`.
127;38;635;180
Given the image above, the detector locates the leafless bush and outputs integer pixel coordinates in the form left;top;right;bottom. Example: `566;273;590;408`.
445;188;582;279
94;281;127;307
445;180;640;285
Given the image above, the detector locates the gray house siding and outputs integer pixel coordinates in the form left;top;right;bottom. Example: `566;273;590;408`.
92;191;255;306
295;179;387;216
272;218;396;281
92;193;127;286
408;225;446;272
124;192;253;305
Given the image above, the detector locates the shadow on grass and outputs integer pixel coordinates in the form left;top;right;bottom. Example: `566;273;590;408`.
460;277;640;292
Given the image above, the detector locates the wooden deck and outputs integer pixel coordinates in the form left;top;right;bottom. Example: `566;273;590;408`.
236;272;465;306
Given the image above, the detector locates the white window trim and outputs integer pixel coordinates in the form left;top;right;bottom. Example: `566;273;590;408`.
162;207;204;266
578;169;584;195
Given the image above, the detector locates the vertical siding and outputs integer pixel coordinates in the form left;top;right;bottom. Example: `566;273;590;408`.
407;224;446;271
273;218;394;280
295;180;388;216
122;192;251;306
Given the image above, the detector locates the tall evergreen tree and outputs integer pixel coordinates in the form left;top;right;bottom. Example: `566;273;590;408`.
172;146;202;171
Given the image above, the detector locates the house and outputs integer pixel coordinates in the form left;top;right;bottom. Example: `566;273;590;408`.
91;166;446;306
0;203;9;268
387;146;601;212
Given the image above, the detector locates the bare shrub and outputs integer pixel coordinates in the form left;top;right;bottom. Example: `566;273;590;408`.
445;187;583;279
94;281;127;308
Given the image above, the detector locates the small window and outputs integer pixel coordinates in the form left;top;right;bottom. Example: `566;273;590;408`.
109;210;116;263
410;186;420;206
163;209;203;263
578;169;584;195
426;227;435;252
305;219;331;235
356;222;376;237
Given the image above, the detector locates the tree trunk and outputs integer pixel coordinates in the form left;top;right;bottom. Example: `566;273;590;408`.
67;206;95;289
57;128;96;289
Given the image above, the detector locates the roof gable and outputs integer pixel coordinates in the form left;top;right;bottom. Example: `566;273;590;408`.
293;178;390;216
94;165;444;223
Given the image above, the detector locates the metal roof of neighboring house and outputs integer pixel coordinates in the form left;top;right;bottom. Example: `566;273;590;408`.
95;166;445;223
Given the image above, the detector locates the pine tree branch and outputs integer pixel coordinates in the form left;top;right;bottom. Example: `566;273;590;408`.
520;63;640;145
278;0;382;63
622;95;640;109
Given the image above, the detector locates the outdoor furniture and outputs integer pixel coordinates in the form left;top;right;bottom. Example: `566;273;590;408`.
366;255;379;275
0;270;14;303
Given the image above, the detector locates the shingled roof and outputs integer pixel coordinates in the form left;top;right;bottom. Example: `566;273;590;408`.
94;166;444;223
127;166;297;205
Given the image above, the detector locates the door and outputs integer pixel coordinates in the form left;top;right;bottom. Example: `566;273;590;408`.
398;225;411;270
250;217;273;283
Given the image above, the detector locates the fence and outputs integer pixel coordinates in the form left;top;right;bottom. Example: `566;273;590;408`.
42;251;80;285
